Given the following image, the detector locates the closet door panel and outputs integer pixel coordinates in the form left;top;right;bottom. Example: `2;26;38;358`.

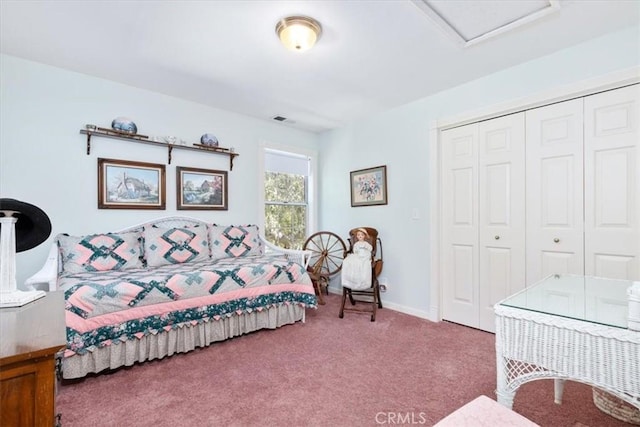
452;245;475;302
541;251;574;275
584;84;640;280
526;99;584;285
478;113;525;332
441;124;479;327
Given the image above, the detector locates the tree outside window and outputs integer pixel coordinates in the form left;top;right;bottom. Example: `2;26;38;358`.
264;171;307;249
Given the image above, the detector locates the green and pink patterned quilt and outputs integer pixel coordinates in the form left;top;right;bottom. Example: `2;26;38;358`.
61;256;317;356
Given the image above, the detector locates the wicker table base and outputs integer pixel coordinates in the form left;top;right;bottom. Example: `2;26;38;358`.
494;304;640;411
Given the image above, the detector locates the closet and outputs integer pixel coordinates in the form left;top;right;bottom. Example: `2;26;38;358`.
440;84;639;332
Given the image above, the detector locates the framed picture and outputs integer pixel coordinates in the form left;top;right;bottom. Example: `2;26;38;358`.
98;158;166;209
350;165;388;207
177;166;228;210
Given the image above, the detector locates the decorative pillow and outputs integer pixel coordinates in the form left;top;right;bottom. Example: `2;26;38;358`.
58;232;143;273
209;225;263;260
144;226;209;267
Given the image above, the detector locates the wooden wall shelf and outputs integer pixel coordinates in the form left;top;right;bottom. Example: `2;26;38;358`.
80;128;239;170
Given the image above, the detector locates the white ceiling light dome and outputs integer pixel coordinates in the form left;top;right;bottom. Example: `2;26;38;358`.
276;15;322;52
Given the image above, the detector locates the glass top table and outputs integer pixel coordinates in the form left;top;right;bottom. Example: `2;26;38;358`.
494;274;640;411
499;274;636;329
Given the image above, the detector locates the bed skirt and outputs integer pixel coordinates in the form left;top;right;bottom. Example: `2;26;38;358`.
62;303;306;379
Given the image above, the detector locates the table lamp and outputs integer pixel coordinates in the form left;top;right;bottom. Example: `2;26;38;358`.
0;198;52;308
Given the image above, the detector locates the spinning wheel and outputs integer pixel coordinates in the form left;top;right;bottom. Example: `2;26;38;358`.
303;231;347;304
303;231;347;276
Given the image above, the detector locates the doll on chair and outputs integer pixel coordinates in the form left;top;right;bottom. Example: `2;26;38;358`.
341;228;373;291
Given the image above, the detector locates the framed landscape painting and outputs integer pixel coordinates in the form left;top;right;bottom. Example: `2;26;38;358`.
177;166;228;210
98;158;166;209
350;165;388;207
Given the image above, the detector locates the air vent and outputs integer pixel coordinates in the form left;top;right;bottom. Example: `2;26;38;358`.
273;116;287;122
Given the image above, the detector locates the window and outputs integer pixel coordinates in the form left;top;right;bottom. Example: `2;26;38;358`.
262;148;313;249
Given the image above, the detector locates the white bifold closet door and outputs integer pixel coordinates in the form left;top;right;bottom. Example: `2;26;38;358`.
526;85;639;283
478;114;526;332
441;113;525;332
441;124;480;328
525;98;585;284
441;84;639;332
583;85;640;279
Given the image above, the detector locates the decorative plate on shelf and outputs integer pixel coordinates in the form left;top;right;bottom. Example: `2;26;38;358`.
200;133;218;147
111;117;138;134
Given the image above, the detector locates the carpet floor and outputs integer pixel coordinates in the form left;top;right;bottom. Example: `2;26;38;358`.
57;294;632;426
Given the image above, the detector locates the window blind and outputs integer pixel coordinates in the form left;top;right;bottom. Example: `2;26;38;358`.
265;149;309;176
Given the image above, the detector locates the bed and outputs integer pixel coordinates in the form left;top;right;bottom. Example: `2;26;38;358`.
26;216;317;379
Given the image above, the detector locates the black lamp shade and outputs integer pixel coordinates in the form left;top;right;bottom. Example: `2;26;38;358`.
0;198;52;252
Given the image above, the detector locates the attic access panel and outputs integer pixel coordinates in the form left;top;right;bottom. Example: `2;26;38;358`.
412;0;560;47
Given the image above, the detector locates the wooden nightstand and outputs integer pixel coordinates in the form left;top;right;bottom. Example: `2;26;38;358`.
0;291;65;426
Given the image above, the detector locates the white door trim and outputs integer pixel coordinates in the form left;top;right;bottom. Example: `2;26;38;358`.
429;66;640;323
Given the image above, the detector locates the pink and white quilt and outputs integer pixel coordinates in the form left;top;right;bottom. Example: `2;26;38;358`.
60;256;316;356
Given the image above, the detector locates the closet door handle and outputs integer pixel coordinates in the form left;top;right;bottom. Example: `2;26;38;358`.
494;235;500;240
553;238;560;243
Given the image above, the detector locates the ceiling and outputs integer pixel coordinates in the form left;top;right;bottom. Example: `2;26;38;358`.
1;1;638;133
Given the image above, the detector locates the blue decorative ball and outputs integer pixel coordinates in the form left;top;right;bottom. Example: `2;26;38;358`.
111;117;137;134
200;133;218;147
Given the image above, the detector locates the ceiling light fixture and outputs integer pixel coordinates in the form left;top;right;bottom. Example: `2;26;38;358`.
276;15;322;52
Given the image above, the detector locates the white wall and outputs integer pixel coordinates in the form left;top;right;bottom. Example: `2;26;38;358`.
0;55;319;287
319;25;640;319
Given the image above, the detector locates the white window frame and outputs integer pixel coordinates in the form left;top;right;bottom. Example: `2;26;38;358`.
258;140;318;245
